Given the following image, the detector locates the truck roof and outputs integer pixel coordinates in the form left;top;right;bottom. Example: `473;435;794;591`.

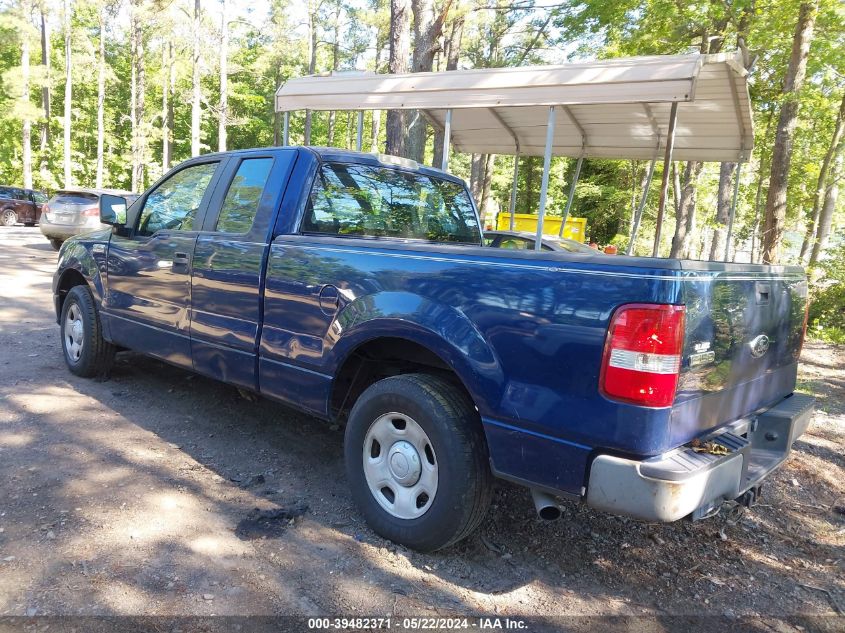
197;146;467;187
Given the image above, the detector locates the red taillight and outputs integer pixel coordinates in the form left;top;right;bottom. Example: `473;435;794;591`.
82;205;99;217
600;303;686;408
42;204;50;214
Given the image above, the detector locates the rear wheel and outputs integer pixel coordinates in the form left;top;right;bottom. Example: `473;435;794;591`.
344;373;492;551
60;285;115;377
49;238;63;251
1;209;17;226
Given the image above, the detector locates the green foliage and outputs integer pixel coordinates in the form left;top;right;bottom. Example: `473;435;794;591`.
808;244;845;343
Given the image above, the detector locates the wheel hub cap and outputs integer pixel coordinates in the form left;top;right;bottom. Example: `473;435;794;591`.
362;412;438;520
387;441;421;486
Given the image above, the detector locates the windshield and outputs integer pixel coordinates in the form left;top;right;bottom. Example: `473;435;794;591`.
303;162;482;245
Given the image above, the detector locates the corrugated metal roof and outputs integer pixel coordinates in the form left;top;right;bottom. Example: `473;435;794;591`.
275;52;753;161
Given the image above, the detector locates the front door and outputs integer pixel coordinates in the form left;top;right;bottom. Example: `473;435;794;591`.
104;159;223;367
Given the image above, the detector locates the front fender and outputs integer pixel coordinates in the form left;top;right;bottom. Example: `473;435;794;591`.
53;236;108;316
326;291;504;416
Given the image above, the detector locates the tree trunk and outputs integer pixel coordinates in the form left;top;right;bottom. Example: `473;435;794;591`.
469;153;483;204
162;39;173;171
406;0;451;162
218;0;228;152
191;0;202;156
800;90;845;261
21;4;32;190
62;0;72;187
304;3;318;145
130;15;137;190
95;5;106;188
761;1;818;264
708;162;736;260
432;15;463;168
749;167;766;264
39;8;50;153
385;0;411;157
327;16;340;146
371;111;381;152
166;40;175;167
670;161;702;259
810;146;843;264
479;154;496;221
130;4;145;190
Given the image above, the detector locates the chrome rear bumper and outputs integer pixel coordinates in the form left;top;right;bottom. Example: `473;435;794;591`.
585;393;815;522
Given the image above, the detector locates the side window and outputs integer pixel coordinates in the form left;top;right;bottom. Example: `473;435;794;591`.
215;158;273;234
137;162;218;236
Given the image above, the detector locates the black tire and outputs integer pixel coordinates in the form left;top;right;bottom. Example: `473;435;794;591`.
24;222;36;227
1;209;17;227
344;373;493;551
49;238;63;251
60;285;116;378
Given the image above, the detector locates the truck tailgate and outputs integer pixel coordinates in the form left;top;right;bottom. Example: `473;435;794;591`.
670;266;808;446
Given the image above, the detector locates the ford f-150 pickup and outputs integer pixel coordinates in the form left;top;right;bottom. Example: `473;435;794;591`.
52;147;814;551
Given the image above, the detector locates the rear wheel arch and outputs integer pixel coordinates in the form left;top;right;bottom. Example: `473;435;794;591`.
330;335;480;423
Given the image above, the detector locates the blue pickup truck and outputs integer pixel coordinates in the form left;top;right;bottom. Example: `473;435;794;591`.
53;147;814;551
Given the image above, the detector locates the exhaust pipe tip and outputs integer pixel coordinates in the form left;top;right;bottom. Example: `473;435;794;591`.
531;489;563;521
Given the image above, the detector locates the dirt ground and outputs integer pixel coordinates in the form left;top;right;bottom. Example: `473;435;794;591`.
0;226;843;627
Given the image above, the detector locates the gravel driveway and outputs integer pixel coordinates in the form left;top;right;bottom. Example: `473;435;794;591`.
0;226;842;629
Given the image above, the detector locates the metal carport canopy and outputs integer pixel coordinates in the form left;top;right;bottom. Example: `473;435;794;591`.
274;52;754;162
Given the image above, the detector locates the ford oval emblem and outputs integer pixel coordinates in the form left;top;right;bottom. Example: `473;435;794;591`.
749;334;770;358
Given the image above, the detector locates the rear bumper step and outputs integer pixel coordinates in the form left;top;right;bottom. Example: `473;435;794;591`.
585;393;815;522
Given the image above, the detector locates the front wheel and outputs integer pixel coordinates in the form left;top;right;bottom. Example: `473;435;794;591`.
1;209;17;226
344;373;493;552
60;285;116;377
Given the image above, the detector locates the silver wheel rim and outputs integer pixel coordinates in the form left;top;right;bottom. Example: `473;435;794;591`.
2;210;15;226
363;412;438;520
63;304;84;363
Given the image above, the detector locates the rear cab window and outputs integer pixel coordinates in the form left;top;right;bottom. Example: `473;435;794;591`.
303;162;481;245
215;158;274;234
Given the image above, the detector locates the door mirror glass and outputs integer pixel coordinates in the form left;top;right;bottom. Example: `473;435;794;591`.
100;194;128;226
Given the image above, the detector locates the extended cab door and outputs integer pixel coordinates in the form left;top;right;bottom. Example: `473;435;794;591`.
190;149;297;390
105;159;224;367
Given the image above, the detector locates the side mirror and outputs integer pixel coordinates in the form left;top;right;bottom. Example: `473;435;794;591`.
99;194;128;226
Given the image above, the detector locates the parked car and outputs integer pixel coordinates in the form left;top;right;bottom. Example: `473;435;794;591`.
484;229;598;253
40;188;137;250
0;186;49;227
52;147;814;552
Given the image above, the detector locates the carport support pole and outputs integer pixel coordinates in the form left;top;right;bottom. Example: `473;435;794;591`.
534;106;557;251
282;112;290;147
356;112;364;152
441;109;452;172
558;156;584;238
725;161;742;262
508;153;520;231
651;101;678;258
626;158;657;255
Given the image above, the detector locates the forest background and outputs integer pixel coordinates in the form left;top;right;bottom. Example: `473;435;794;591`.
1;0;844;336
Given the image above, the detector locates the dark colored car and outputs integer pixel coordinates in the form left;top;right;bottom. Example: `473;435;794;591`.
52;147;813;552
484;229;599;253
0;186;49;227
40;189;137;250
